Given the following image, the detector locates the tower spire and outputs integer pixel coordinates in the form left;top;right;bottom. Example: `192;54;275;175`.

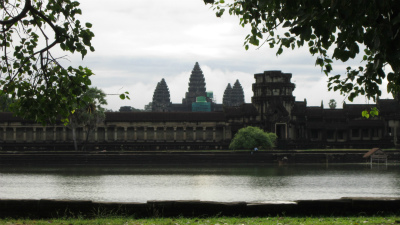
152;78;171;112
223;83;233;106
182;62;207;105
231;79;245;106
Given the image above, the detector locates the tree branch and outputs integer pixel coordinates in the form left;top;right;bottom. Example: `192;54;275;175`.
0;0;31;25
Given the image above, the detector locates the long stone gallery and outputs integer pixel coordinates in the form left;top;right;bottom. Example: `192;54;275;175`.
1;62;399;150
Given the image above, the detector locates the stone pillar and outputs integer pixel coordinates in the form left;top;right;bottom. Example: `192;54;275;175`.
2;127;6;141
393;121;400;147
154;126;157;141
203;127;206;141
213;127;216;141
193;127;196;141
33;127;36;142
124;127;127;141
94;127;98;141
173;127;177;141
114;127;117;141
53;127;57;141
134;127;137;140
104;128;108;141
144;127;147;141
42;127;46;141
63;127;66;141
335;129;338;142
13;127;16;141
83;127;87;141
183;127;186;141
163;127;167;141
23;128;26;142
369;128;372;140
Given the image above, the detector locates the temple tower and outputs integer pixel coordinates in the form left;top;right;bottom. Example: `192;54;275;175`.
223;83;232;106
152;78;171;112
231;79;245;106
252;71;295;139
182;62;207;106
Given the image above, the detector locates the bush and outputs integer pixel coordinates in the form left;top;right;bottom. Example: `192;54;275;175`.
229;126;276;150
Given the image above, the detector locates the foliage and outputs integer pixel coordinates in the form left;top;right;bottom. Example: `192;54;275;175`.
267;132;277;146
229;126;275;150
361;106;379;119
328;99;336;109
205;0;400;103
119;106;142;112
0;94;13;112
0;0;96;124
68;87;107;150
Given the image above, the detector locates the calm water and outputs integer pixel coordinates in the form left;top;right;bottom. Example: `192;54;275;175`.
0;164;399;202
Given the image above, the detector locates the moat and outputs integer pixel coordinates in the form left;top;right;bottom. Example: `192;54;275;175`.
1;164;399;202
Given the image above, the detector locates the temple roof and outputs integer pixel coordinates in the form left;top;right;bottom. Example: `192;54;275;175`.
224;103;258;117
378;99;400;113
344;104;377;117
105;112;226;122
306;107;323;117
323;109;346;118
292;101;307;115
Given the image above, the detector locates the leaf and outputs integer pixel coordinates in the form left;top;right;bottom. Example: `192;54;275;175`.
362;110;369;118
276;47;283;55
282;21;291;28
119;94;126;100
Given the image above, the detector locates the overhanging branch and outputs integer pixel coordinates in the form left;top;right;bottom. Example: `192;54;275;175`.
0;0;31;26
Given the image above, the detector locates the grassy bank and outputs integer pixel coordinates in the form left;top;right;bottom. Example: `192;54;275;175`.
1;216;400;225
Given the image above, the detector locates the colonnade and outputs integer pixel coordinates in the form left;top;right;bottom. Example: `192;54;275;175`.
0;124;230;143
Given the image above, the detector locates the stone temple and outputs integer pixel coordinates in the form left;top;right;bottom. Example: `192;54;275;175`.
0;63;400;150
148;62;244;112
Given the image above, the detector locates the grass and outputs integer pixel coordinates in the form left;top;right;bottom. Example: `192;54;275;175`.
1;216;400;225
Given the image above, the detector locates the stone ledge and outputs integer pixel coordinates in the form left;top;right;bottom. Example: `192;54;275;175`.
1;198;400;218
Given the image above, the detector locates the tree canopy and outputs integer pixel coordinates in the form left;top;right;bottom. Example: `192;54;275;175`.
229;126;276;150
68;86;107;150
205;0;400;105
0;0;96;124
328;99;336;109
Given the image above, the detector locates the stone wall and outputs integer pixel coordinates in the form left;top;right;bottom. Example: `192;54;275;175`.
1;151;399;165
1;198;399;218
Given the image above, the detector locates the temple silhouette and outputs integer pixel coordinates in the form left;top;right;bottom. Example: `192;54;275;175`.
0;62;399;150
148;62;244;112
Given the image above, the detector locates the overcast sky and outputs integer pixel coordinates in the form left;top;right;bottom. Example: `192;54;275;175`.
66;0;392;110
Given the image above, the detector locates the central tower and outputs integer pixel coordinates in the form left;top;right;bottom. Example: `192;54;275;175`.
182;62;207;106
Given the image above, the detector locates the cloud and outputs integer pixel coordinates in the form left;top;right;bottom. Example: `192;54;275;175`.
60;0;393;111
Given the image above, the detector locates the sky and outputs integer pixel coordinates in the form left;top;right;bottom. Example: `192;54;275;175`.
64;0;393;111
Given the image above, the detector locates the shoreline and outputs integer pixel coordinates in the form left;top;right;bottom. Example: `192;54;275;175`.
1;150;399;165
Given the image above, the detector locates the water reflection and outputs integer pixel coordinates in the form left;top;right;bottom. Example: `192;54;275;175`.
0;164;399;202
